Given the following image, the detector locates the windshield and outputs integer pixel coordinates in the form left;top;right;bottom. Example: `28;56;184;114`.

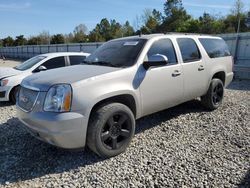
15;56;46;71
84;39;147;67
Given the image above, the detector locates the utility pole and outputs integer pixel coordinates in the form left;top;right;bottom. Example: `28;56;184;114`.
245;12;250;28
234;0;243;63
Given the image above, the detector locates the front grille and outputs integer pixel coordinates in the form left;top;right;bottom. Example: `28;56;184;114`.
18;86;39;112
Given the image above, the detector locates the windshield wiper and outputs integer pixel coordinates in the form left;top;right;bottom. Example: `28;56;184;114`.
82;61;120;68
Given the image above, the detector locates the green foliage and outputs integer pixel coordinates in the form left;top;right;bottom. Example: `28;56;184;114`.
51;34;65;44
14;35;27;46
122;21;134;37
2;36;14;47
224;13;249;32
161;0;191;32
27;36;42;45
88;18;133;42
73;24;88;43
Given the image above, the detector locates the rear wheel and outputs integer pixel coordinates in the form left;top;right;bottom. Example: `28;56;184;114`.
201;79;224;110
87;103;135;158
10;86;20;104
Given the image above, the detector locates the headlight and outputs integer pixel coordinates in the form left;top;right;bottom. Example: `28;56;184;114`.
0;79;9;86
44;84;72;112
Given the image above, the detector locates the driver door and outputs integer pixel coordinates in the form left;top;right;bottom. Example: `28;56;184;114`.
34;56;66;72
139;38;184;116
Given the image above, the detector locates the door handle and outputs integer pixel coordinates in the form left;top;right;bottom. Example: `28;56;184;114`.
172;70;181;77
198;65;205;71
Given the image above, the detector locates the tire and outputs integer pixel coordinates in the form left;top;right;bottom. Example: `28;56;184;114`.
201;79;224;111
10;86;20;104
87;103;135;158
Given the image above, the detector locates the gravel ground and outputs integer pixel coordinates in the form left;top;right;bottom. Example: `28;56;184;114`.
0;80;249;188
0;59;21;68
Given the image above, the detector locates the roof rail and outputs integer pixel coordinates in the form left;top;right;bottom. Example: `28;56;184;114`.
163;32;212;36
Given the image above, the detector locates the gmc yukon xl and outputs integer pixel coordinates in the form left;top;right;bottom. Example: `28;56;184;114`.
17;34;234;158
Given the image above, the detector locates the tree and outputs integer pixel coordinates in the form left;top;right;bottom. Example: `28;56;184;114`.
223;13;249;32
89;18;112;42
223;0;249;32
51;34;65;44
73;24;88;43
121;21;134;37
231;0;244;16
38;31;50;44
2;36;14;47
64;33;74;43
14;35;27;46
27;36;42;45
74;24;88;35
88;29;105;42
137;9;163;34
199;13;219;34
110;19;123;39
161;0;191;32
183;19;201;33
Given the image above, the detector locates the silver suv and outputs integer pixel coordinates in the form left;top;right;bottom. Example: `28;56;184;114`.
17;34;234;158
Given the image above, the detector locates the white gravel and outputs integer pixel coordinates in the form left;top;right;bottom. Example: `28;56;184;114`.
0;80;249;188
0;59;21;68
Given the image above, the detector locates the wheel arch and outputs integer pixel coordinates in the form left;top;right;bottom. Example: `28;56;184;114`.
89;94;137;120
9;84;20;102
212;71;226;85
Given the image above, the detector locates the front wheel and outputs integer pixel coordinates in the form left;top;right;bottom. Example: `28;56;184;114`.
87;103;135;158
201;79;224;110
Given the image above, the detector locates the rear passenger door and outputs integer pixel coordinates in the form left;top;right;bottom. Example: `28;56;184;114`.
140;38;184;116
69;55;87;66
177;38;208;101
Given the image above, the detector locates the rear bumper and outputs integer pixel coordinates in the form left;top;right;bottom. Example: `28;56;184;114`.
17;106;88;149
225;72;234;87
0;86;11;101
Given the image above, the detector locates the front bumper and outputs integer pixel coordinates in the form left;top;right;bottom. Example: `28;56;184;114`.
17;106;88;149
0;86;11;101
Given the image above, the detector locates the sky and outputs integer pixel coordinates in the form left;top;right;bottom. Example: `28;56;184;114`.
0;0;250;38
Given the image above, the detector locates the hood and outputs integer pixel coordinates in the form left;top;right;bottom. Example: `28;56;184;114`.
0;67;22;79
22;65;121;91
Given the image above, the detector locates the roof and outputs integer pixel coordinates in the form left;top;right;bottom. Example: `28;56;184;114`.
112;33;221;41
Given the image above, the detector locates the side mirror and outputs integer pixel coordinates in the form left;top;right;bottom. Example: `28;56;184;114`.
34;66;47;73
143;54;169;70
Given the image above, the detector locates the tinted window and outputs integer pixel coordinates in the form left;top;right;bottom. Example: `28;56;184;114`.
177;38;201;63
42;57;65;70
69;55;87;65
147;39;177;64
199;38;231;58
85;39;146;67
15;56;46;71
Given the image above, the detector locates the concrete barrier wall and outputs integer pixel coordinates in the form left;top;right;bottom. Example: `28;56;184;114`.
0;43;103;60
219;32;250;80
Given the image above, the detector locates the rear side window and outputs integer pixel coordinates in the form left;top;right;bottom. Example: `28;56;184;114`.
199;38;231;58
147;38;177;64
42;56;65;70
69;55;87;65
177;38;201;63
